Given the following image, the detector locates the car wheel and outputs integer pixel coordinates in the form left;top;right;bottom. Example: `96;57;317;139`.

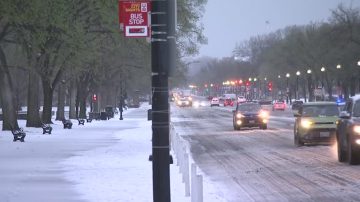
294;125;304;147
348;135;360;165
337;132;347;162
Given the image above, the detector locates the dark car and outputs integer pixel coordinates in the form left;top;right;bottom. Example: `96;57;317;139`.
337;96;360;165
232;103;269;130
292;100;303;110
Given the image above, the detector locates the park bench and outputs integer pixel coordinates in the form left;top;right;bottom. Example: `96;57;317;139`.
11;128;26;142
42;123;53;134
78;119;85;125
62;119;73;129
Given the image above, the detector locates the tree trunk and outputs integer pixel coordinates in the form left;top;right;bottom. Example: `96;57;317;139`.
69;79;77;119
56;83;65;120
26;70;42;127
77;85;88;119
0;47;19;130
0;68;19;130
42;80;54;123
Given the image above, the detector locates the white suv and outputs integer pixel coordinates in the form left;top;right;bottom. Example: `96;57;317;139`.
210;97;220;107
237;96;246;103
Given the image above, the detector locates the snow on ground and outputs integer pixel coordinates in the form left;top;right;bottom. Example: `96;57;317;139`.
0;104;225;202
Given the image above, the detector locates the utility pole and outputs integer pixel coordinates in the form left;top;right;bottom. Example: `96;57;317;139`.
150;0;175;201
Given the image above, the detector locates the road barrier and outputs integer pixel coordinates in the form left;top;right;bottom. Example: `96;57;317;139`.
170;124;203;202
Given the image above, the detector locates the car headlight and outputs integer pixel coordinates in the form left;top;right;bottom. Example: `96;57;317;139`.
185;101;189;105
188;97;192;101
236;120;242;125
177;101;181;105
193;101;200;108
353;126;360;134
301;119;313;128
236;113;243;119
259;110;269;118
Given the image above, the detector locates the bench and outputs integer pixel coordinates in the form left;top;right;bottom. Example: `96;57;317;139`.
86;118;92;123
42;123;53;134
11;128;26;142
62;119;73;129
78;119;85;125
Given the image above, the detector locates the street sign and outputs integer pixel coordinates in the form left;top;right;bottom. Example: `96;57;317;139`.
118;1;151;37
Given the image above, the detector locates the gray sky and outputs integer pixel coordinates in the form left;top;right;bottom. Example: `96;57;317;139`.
199;0;360;58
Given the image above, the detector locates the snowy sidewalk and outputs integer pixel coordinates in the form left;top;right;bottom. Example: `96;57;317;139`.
0;104;223;202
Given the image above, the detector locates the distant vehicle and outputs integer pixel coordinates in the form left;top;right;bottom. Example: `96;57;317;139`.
210;97;220;107
292;100;303;110
176;97;192;107
272;100;286;111
224;98;234;107
258;99;272;105
232;103;268;130
221;94;237;101
293;102;339;147
237;96;246;103
337;96;360;164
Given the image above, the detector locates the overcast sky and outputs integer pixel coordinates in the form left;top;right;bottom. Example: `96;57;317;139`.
198;0;360;59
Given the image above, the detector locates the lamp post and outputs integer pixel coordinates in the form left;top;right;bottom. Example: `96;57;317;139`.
254;78;258;99
307;69;312;101
321;66;326;88
296;71;301;100
357;61;360;93
336;64;342;99
286;73;290;104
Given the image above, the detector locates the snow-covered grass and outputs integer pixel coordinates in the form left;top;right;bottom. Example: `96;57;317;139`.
0;104;224;202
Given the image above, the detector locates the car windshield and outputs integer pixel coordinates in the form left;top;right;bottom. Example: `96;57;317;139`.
302;105;339;117
237;104;261;112
353;100;360;117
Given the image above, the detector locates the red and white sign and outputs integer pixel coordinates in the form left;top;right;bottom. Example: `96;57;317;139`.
119;1;151;37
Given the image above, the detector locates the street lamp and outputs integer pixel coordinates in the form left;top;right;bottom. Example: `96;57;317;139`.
296;71;301;99
286;73;290;104
320;66;326;88
307;69;312;101
357;61;360;93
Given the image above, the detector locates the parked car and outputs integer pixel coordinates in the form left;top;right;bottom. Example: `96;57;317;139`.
272;100;286;111
210;97;220;107
224;98;234;107
337;95;360;164
233;103;268;130
292;100;303;110
293;102;339;146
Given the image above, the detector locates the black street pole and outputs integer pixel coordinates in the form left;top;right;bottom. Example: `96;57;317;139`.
151;0;172;201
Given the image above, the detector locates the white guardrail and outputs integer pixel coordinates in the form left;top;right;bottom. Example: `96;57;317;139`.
170;124;203;202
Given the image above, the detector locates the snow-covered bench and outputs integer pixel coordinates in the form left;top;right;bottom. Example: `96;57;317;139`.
78;119;85;125
62;119;73;129
42;123;52;134
11;128;26;142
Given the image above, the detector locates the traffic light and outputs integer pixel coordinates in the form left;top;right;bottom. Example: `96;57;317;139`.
268;82;273;91
92;94;97;102
246;81;250;86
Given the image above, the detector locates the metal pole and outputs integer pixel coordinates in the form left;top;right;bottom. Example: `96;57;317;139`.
151;0;172;201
